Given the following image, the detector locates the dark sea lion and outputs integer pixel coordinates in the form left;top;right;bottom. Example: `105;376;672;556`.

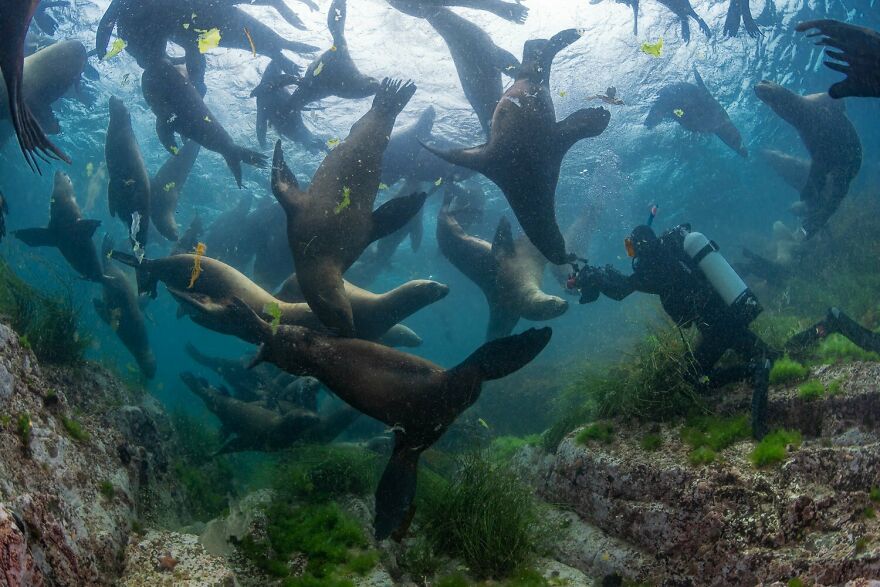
388;4;520;136
150;140;201;242
0;40;87;144
252;59;326;151
219;297;551;538
141;58;267;188
656;0;711;43
0;0;69;171
202;194;253;265
759;149;809;193
185;342;271;402
106;96;151;249
796;20;880;99
438;196;567;340
14;171;103;281
271;78;427;336
278;0;380;111
423;29;610;265
173;216;204;256
645;67;747;158
181;372;358;452
754;80;862;237
94;235;156;378
388;0;529;24
381;108;437;186
723;0;760;38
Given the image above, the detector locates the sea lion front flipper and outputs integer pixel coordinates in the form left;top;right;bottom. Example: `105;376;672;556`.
109;250;158;297
370;192;428;243
451;326;552;382
556;108;611;152
271;141;307;213
374;434;422;540
493;46;521;78
740;0;761;37
256;103;270;148
95;0;122;59
419;141;490;175
14;228;58;248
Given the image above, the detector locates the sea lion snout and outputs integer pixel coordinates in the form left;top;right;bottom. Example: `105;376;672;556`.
416;280;450;301
754;80;781;103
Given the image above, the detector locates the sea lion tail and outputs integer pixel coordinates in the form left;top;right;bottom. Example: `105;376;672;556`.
109;250;158;298
453;327;552;382
224;147;269;189
371;79;417;117
374;435;422;540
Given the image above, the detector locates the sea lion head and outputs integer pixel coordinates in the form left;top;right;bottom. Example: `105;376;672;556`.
531;295;569;321
754;80;790;112
108;95;130;124
49;171;81;223
407;280;450;304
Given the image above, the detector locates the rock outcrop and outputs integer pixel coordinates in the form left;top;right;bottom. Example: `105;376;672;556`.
0;322;183;585
518;362;880;585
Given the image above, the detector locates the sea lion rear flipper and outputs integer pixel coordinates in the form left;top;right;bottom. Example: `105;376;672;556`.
631;0;639;35
370;192;428;243
723;0;741;37
740;0;761;37
271;140;306;212
556;108;611;152
374;434;421;540
680;17;692;43
451;327;552;382
224;146;268;189
14;228;57;248
419;141;489;175
95;0;122;59
694;12;712;39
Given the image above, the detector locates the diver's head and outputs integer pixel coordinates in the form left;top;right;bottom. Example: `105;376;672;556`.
626;225;658;258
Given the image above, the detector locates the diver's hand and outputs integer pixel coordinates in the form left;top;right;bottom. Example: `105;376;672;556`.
576;264;602;304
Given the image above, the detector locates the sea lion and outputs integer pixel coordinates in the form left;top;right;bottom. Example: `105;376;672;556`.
141;58;267;188
754;80;862;237
587;87;625;106
109;251;445;343
645;67;747;158
759;149;809;193
388;4;520;137
250;202;295;290
150;140;200;242
180;372;359;452
379;324;423;348
218;297;551;538
185;342;275;402
94;235;156;379
656;0;711;43
271;78;427;336
106;96;151;250
0;0;69;171
796;20;880;99
202;194;254;265
724;0;760;38
273;0;380;112
33;0;68;36
422;29;610;265
14;171;103;281
438;196;568;340
388;0;528;23
173;216;204;256
252;60;326;151
0;40;87;146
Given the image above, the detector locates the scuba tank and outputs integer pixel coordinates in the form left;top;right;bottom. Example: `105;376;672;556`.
683;230;763;324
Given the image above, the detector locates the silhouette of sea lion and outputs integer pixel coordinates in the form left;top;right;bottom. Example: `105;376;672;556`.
14;171;103;281
724;0;760;38
388;0;528;24
252;60;326;151
438;195;568;340
656;0;711;43
754;80;862;237
796;20;880;99
106;96;151;249
151;140;201;242
218;296;551;539
423;29;610;265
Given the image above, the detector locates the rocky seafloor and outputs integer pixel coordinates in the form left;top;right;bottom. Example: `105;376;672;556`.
2;316;880;586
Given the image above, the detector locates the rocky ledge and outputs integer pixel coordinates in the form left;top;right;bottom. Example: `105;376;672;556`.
0;322;183;585
517;362;880;586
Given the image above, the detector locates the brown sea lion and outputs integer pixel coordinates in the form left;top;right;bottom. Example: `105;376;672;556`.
754;81;862;237
14;171;103;281
94;235;156;378
180;372;359;453
422;29;610;265
271;78;427;336
438;195;567;340
185;342;275;402
0;0;69;171
106;96;151;250
150;140;201;242
141;58;267;188
217;297;552;539
109;251;444;343
796;20;880;99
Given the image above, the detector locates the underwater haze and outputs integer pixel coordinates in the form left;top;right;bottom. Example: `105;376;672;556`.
1;0;880;584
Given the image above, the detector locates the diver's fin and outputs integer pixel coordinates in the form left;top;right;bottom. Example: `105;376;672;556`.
271;140;306;212
370;192;428;243
14;228;57;248
556;108;611;152
452;327;552;382
374;435;422;540
491;217;516;258
109;250;157;297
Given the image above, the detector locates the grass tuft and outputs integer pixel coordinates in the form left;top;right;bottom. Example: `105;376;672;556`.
17;413;31;446
490;435;540;462
750;429;802;467
640;433;663;452
870;486;880;503
797;380;825;400
688;446;716;466
575;422;614;445
62;417;89;442
769;357;809;385
99;480;115;500
815;334;880;364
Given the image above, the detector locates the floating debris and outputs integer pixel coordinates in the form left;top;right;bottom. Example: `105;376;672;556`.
244;27;256;57
334;186;351;214
263;301;282;334
313;61;325;76
197;28;222;53
674;108;685;117
104;38;127;60
188;242;207;288
641;38;663;58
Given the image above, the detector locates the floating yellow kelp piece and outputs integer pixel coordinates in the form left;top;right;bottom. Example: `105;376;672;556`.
204;115;211;123
434;177;443;187
378;183;389;190
197;28;222;53
244;27;256;57
641;37;663;58
673;108;684;117
558;90;567;97
104;38;126;60
263;301;282;334
326;137;340;149
334;186;351;214
86;162;94;177
163;182;176;192
188;242;207;289
313;61;325;76
330;45;337;52
169;145;179;155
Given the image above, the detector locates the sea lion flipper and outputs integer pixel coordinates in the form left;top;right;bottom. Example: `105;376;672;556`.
451;327;552;382
268;0;307;30
370;192;428;243
95;0;122;59
419;140;489;175
71;219;102;238
327;0;347;46
374;434;421;540
271;141;306;211
493;47;521;78
109;250;158;297
372;78;417;117
14;227;57;248
155;118;178;155
556;108;611;152
491;217;516;258
723;0;741;37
